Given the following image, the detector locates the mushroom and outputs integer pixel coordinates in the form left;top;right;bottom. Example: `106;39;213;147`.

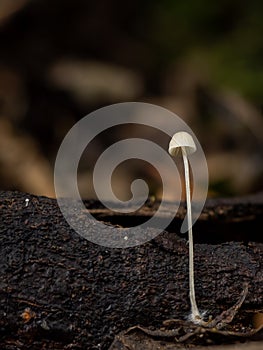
168;131;203;324
168;131;249;327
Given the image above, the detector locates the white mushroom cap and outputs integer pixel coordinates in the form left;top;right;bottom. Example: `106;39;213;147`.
168;131;197;157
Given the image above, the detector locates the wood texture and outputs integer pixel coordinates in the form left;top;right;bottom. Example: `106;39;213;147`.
0;191;262;349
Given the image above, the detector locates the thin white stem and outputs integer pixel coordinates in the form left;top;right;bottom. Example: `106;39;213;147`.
182;147;201;322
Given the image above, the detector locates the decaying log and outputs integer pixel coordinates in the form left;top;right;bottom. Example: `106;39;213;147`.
88;191;263;243
0;191;262;349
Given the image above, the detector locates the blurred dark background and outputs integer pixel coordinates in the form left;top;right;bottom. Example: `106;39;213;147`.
0;0;262;199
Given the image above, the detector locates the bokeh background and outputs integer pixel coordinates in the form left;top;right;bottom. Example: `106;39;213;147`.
0;0;262;199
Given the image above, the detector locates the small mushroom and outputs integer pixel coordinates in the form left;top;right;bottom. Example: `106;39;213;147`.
168;131;250;327
168;131;202;324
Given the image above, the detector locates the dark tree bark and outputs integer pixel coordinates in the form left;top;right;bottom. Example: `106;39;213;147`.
0;191;262;349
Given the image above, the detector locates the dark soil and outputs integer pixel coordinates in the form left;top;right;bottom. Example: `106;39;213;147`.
0;191;262;349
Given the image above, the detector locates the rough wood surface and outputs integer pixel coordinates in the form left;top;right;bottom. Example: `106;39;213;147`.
88;191;263;243
0;191;262;349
